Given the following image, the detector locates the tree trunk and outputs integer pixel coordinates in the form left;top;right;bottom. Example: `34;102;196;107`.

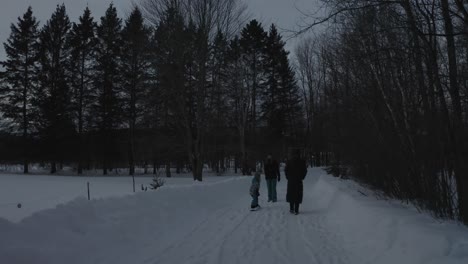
50;162;57;174
193;156;203;181
165;162;171;178
78;52;85;175
441;0;462;120
239;125;246;175
22;127;28;174
129;78;137;176
23;51;30;174
192;136;203;181
23;160;29;174
23;102;28;174
441;0;468;223
77;133;84;175
129;127;135;176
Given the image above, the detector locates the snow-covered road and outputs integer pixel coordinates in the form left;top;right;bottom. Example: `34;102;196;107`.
147;175;342;264
1;168;468;264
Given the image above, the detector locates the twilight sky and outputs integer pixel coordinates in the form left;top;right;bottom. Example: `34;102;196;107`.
0;0;323;61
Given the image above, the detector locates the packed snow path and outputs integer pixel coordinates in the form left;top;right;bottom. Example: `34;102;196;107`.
1;168;468;264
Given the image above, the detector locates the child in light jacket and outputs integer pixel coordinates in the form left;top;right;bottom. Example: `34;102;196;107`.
250;170;261;210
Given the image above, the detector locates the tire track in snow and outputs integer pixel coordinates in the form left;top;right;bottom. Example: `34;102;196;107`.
214;208;256;264
255;207;286;263
265;207;291;264
149;198;255;264
145;204;235;264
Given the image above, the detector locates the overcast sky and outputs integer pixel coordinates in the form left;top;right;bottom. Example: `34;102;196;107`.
0;0;322;61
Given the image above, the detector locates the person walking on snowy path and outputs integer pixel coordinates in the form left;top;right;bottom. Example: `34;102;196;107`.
249;170;261;210
285;149;307;215
264;155;280;202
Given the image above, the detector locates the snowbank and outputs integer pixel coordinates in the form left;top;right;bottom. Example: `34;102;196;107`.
0;174;231;222
311;175;468;264
0;177;247;264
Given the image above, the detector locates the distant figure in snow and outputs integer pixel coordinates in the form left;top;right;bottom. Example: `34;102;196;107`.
249;170;261;210
264;155;280;202
285;149;307;215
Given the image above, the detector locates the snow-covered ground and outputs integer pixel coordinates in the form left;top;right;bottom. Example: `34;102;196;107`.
0;171;224;223
1;168;468;264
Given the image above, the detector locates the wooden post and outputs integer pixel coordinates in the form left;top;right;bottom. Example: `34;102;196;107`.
132;175;135;192
87;182;90;200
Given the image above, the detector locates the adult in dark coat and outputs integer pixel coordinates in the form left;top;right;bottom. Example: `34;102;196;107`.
285;150;307;215
264;155;280;202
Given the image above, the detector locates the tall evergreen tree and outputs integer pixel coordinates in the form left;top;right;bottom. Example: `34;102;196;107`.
94;3;123;175
277;49;303;140
226;36;252;174
262;24;303;146
208;30;229;123
262;24;284;138
238;19;267;172
152;6;186;126
0;7;40;174
207;30;229;173
121;7;151;175
239;20;267;134
37;4;74;173
154;6;193;175
68;6;97;174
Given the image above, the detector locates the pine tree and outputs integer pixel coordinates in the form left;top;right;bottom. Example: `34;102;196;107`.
207;30;229;173
240;20;267;133
262;24;284;138
226;36;251;174
121;7;151;175
152;6;187;127
263;24;303;145
0;7;40;174
153;7;195;179
239;19;267;173
68;7;97;174
37;4;74;174
94;3;123;175
209;30;229;123
278;49;303;140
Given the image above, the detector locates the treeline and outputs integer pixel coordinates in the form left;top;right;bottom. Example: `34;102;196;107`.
295;0;468;223
0;0;305;180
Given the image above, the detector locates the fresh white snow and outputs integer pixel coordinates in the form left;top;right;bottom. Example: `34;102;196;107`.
0;171;225;223
1;168;468;264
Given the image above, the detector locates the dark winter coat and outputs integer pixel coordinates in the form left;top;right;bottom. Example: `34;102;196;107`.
285;157;307;203
264;159;280;180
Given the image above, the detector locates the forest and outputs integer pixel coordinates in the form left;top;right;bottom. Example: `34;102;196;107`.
295;0;468;224
0;0;304;180
1;0;468;224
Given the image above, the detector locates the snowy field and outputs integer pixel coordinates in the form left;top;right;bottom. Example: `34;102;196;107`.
1;168;468;264
0;171;226;223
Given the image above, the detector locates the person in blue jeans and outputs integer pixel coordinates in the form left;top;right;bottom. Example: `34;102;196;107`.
264;155;280;202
